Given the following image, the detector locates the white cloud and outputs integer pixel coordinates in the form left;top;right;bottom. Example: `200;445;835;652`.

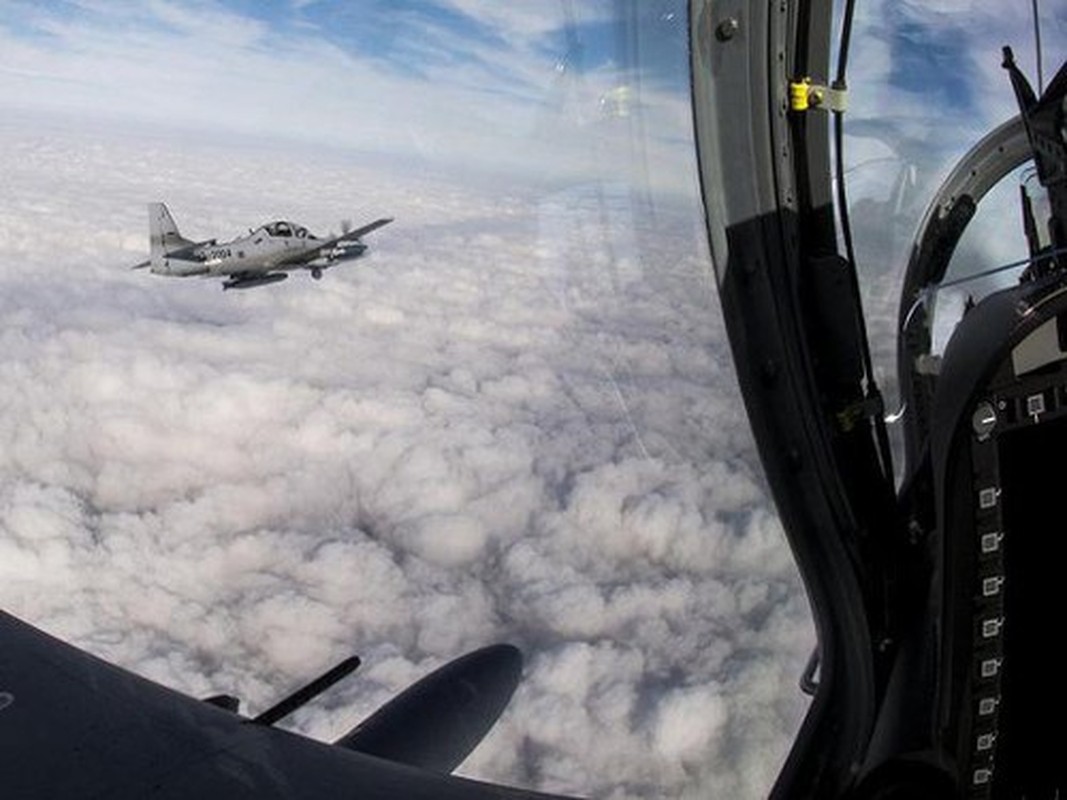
440;1;609;42
652;684;728;763
0;110;812;798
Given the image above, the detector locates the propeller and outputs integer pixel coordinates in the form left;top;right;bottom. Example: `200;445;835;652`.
328;220;352;239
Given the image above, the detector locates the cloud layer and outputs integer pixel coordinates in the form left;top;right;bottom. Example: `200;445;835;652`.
0;108;811;799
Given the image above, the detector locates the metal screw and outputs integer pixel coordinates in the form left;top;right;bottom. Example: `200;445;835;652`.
715;17;739;41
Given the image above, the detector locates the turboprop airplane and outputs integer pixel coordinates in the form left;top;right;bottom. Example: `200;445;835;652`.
130;203;393;290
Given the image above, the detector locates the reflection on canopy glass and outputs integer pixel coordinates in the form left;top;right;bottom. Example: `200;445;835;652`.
845;1;1067;418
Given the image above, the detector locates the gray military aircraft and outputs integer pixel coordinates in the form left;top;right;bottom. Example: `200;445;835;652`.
131;202;393;290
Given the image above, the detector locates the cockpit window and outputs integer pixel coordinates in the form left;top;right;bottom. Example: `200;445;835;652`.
0;4;803;799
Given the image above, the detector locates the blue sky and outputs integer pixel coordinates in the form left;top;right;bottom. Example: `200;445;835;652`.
854;0;1067;127
4;0;1064;164
0;0;695;185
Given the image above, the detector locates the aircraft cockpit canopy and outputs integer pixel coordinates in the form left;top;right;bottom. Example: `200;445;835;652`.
264;221;311;238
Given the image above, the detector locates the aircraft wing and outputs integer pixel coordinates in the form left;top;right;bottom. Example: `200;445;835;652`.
336;217;394;242
130;259;151;270
0;611;573;800
282;218;394;266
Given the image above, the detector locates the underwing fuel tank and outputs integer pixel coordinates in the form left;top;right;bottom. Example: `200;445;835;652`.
222;273;288;290
335;644;523;773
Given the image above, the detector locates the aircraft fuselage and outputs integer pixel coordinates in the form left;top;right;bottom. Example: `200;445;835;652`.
154;221;365;277
137;203;392;289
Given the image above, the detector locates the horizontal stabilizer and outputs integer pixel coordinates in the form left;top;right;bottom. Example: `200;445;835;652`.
335;644;522;774
130;260;151;270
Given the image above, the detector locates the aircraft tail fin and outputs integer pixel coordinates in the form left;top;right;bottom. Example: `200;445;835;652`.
149;203;195;268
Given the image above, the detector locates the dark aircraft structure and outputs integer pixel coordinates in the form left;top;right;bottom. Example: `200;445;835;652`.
2;1;1065;798
131;203;393;290
0;612;558;799
690;0;1066;796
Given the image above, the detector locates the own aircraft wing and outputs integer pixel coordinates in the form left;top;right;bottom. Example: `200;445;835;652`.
0;611;573;800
